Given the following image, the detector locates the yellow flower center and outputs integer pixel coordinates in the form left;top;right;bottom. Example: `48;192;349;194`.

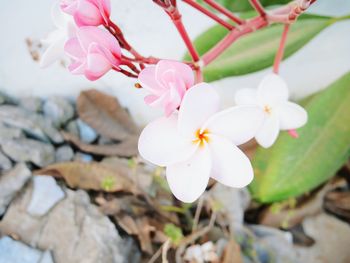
193;129;210;147
264;105;272;115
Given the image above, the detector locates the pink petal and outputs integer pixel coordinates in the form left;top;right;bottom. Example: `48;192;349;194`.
204;105;264;146
85;52;112;80
138;66;166;96
209;135;253;188
166;147;211;203
144;94;159;105
257;73;289;106
68;61;86;74
178;83;220;139
138;114;197;167
74;0;103;27
278;102;307;130
93;0;111;23
60;0;78;15
64;37;85;60
255;115;280;148
156;60;194;89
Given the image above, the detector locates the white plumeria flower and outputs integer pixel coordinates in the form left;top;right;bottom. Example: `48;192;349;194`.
138;83;264;203
40;2;76;67
235;73;308;148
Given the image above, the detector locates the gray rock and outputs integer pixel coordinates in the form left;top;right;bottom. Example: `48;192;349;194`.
0;105;63;143
77;119;98;143
74;152;93;163
55;145;74;162
43;97;74;127
0;236;54;263
1;138;55;167
0;149;12;171
0;90;17;105
19;97;43;112
0;163;31;216
0;122;24;143
65;120;79;137
0;188;131;263
27;176;65;217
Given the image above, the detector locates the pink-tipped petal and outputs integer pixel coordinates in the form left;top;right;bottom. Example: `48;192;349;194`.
204;105;264;146
74;0;103;26
166;147;211;203
138;66;165;96
85;52;111;80
64;37;85;60
68;61;86;74
138;114;197;167
235;88;257;105
278;102;308;130
257;73;289;105
178;83;220;138
60;0;78;15
255;115;280;148
209;135;254;188
156;60;194;88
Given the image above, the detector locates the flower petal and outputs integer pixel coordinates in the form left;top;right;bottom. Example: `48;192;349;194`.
85;52;111;80
52;1;68;28
156;60;194;89
138;66;166;96
40;36;66;68
257;73;289;105
204;105;264;145
178;83;220;138
138;114;197;167
255;115;280;148
64;37;85;60
209;135;253;188
166;147;211;203
278;101;307;130
235;88;257;105
75;0;103;26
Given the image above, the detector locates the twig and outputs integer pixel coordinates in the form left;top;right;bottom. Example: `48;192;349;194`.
182;0;235;30
249;0;266;17
273;24;290;74
203;0;245;25
162;239;171;263
192;195;204;233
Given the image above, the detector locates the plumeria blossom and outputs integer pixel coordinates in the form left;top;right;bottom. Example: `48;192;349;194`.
40;2;76;68
138;60;194;116
235;73;307;148
64;26;121;81
60;0;111;27
138;83;264;202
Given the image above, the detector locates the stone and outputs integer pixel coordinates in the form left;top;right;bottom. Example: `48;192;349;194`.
55;145;74;162
0;188;132;263
0;122;24;143
77;119;98;143
0;149;12;172
0;163;31;216
1;138;55;167
0;236;54;263
65;119;80;137
27;176;65;216
43;96;74;127
0;105;63;143
74;152;93;163
295;213;350;263
19;97;43;112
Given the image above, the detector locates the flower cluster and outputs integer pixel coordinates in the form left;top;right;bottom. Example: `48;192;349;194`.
138;60;307;202
41;0;120;81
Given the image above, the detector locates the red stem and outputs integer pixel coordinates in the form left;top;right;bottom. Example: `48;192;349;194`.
182;0;235;30
203;0;245;25
202;16;267;66
249;0;266;17
273;24;290;74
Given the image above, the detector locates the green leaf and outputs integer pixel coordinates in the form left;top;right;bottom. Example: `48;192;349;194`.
198;0;291;12
164;223;184;245
249;72;350;203
186;16;333;82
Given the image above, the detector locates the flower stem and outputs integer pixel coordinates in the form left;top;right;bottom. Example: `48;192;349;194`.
273;24;290;74
203;0;245;25
249;0;266;17
182;0;235;30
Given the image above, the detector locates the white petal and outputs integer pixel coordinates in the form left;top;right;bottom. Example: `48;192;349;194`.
40;37;66;68
204;105;264;145
178;83;220;138
166;147;211;203
255;115;280;148
209;135;253;188
138;114;197;167
257;73;289;105
235;88;257;105
278;102;308;130
51;1;67;28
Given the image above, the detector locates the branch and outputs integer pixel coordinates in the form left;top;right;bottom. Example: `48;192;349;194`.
249;0;266;17
273;24;290;74
203;0;245;25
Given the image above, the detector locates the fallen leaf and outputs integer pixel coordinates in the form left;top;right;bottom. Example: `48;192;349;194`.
77;89;139;141
34;162;138;193
62;131;138;157
324;189;350;224
221;238;243;263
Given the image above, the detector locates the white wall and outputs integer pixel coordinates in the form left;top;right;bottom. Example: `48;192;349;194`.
0;0;349;125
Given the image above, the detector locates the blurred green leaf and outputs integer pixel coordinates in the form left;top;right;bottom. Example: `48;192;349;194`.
186;16;332;82
213;0;291;12
249;72;350;203
164;223;184;245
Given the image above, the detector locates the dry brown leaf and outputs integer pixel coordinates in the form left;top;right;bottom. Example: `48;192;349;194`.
77;89;139;141
221;238;243;263
62;131;138;157
35;161;139;193
324;190;350;223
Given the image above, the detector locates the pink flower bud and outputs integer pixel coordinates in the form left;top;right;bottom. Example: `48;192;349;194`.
138;60;195;117
60;0;111;27
64;26;121;81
